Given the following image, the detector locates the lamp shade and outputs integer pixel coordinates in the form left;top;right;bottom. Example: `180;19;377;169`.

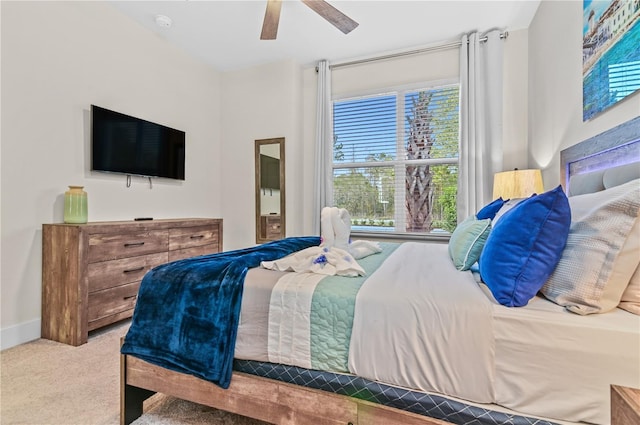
493;169;544;200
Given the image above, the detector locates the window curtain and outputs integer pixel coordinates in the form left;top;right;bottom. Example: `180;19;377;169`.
312;60;333;234
458;30;504;222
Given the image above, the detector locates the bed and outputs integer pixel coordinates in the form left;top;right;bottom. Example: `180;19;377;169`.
120;117;640;425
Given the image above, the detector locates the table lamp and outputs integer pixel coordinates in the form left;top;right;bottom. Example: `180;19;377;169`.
493;169;544;200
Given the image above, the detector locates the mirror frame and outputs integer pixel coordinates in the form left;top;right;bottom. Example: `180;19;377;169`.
255;137;286;244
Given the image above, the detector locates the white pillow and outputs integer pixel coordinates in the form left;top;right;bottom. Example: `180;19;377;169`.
541;179;640;315
568;170;605;196
603;162;640;189
492;197;525;225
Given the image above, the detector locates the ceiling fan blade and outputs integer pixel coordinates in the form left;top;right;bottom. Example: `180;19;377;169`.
301;0;359;34
260;0;282;40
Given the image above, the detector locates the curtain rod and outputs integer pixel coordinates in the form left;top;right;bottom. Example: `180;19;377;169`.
328;31;508;70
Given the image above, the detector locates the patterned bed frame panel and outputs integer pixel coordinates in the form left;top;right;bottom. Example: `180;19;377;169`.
560;116;640;193
233;360;558;425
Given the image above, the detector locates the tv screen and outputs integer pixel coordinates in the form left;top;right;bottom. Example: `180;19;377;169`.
91;105;185;180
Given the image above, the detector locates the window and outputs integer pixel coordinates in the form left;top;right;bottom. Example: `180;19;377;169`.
332;83;460;235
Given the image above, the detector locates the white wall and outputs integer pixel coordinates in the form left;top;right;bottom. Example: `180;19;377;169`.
0;1;222;348
220;60;304;250
528;0;640;186
503;30;530;171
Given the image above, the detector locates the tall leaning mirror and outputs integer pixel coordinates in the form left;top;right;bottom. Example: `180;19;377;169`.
255;138;285;244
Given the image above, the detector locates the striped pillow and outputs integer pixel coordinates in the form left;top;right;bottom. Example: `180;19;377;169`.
541;179;640;315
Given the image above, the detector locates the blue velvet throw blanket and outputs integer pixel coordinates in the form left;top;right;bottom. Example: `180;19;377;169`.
120;236;320;389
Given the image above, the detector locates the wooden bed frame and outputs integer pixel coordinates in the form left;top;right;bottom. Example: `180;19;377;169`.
120;117;640;425
120;350;448;425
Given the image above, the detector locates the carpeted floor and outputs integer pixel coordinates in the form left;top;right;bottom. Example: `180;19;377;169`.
0;321;269;425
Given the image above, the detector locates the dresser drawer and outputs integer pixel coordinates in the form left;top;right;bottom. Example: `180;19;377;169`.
88;281;140;324
169;244;219;262
88;230;168;262
261;215;281;239
169;225;219;251
87;252;168;293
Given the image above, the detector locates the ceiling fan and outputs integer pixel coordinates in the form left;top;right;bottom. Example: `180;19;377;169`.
260;0;359;40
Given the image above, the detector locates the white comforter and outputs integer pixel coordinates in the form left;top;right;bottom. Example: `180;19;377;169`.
238;240;640;424
263;241;495;403
348;242;496;403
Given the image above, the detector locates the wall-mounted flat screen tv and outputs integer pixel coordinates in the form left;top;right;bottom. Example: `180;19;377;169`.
91;105;185;180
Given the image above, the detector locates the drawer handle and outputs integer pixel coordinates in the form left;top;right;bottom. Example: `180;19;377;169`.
190;235;205;239
124;242;145;248
124;295;138;301
123;267;144;274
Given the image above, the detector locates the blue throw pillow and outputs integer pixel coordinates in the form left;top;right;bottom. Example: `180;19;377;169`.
476;197;507;220
448;216;492;271
479;186;571;307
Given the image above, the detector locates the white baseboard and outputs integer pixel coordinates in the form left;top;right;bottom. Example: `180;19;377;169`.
1;319;41;350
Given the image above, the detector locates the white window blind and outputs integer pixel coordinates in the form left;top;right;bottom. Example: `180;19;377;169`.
332;83;460;234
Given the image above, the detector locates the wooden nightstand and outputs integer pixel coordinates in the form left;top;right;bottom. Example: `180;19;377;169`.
612;385;640;425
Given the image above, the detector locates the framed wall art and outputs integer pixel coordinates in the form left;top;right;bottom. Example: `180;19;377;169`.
582;0;640;121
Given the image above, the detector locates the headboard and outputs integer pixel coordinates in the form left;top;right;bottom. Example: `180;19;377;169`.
560;116;640;196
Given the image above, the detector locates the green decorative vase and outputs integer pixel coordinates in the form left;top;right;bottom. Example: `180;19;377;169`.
64;186;88;224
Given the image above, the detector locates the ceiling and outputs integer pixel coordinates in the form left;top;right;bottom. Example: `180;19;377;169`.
109;0;541;72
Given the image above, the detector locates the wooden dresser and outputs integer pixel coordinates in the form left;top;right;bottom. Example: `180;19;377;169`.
612;385;640;425
260;215;281;240
42;218;223;346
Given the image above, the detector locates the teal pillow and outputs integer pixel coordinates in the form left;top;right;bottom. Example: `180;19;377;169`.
448;216;492;271
479;186;571;307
